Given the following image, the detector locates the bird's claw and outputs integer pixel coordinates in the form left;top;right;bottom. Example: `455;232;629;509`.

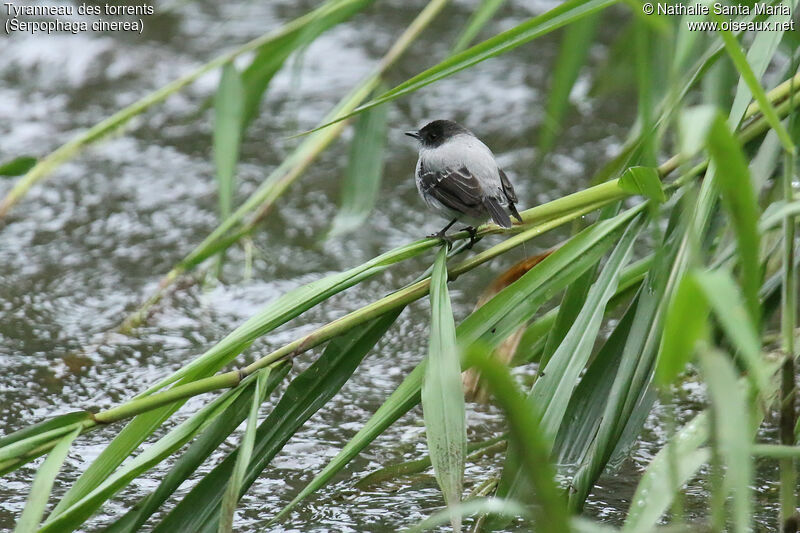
460;226;481;249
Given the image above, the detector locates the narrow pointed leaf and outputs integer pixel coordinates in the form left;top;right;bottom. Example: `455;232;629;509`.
14;427;81;533
536;13;599;158
712;12;795;153
654;273;709;387
464;346;569;532
707;116;762;325
103;365;290;533
328;90;389;237
158;309;403;532
619;166;666;203
699;350;753;533
451;0;507;53
218;370;271;533
0;156;37;178
214;63;244;224
422;247;467;530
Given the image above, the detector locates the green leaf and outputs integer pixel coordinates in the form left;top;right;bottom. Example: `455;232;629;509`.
678;105;716;159
422;247;467;531
0;411;89;451
459;205;644;349
707;115;762;325
218;369;271;533
654;273;709;387
0;156;37;177
310;0;619;130
463;346;569;532
537;13;599;159
622;413;711;532
327;90;389;238
712;10;795;153
159;309;402;532
274;206;642;522
103;365;290;533
213;63;245;224
533;217;641;438
451;0;507;53
14;427;80;533
406;498;531;533
41;374;263;532
699;350;753;533
567;219;682;510
554;296;638;465
497;215;641;518
618;166;666;203
693;270;771;397
727;0;796;128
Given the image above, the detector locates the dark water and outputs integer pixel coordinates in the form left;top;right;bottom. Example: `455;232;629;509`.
0;0;783;531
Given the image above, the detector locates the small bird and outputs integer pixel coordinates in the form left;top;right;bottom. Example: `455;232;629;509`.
405;119;522;246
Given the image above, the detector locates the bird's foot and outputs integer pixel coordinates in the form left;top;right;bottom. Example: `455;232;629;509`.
460;226;481;249
428;229;454;249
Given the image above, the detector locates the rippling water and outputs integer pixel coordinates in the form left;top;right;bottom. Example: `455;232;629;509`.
0;0;783;531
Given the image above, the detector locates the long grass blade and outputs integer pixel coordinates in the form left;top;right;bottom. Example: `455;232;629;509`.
727;0;796;128
308;0;619;131
102;364;290;533
422;247;467;530
567;211;684;510
536;13;599;159
464;346;570;532
699;349;753;533
654;273;709;387
214;63;244;225
451;0;507;53
327;88;389;238
712;12;795;153
707;115;762;324
693;270;771;396
41;372;265;532
495;214;642;522
218;369;271;533
14;427;80;533
156;309;402;532
533;216;642;437
213;63;245;274
622;413;710;532
0;156;36;177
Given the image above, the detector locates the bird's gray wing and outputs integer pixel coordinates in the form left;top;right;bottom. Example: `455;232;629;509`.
418;165;486;218
499;169;518;203
499;169;523;223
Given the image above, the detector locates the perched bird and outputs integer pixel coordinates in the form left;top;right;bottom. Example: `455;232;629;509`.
405;119;522;246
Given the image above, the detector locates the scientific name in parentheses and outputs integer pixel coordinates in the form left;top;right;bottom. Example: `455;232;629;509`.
656;2;790;15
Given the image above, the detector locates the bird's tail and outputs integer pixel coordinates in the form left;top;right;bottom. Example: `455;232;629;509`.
508;201;523;224
483;197;512;228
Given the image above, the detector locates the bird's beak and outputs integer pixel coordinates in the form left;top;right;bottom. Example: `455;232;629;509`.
405;130;421;140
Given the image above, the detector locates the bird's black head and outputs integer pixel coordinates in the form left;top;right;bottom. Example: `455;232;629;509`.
405;120;470;148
